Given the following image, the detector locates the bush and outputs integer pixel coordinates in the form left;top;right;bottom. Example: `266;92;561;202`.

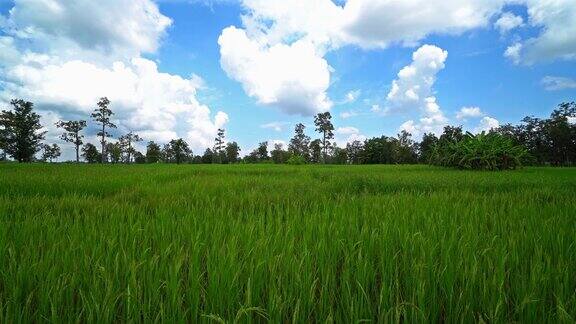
430;132;529;170
286;155;307;165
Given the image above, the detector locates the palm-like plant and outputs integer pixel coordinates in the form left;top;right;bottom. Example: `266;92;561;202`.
430;132;529;170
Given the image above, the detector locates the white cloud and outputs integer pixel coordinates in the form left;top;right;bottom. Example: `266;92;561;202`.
495;12;524;34
476;116;500;133
2;57;228;150
388;45;449;136
218;26;332;115
335;126;366;147
340;0;504;48
504;42;523;64
340;110;359;119
0;0;226;159
2;0;172;60
505;0;576;64
456;106;484;120
261;121;289;132
541;76;576;91
341;89;361;104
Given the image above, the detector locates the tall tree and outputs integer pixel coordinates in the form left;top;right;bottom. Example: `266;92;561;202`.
214;128;225;163
346;140;364;164
146;141;161;163
82;143;101;163
395;130;417;164
0;99;46;162
169;138;192;164
309;139;322;163
257;141;269;161
91;97;116;163
106;142;123;163
419;133;438;163
225;141;241;163
55;120;86;163
41;143;61;163
119;132;142;163
201;148;214;164
288;123;310;160
314;112;335;163
271;143;289;164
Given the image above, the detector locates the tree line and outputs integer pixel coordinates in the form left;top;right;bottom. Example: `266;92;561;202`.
1;98;574;169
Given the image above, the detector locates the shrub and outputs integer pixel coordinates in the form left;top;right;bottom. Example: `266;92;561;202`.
430;132;529;170
286;155;307;165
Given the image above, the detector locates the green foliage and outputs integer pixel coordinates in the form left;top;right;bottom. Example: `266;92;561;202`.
0;99;46;162
81;143;101;163
41;143;61;162
146;141;161;163
431;131;529;170
0;164;574;322
286;154;307;165
55;120;86;162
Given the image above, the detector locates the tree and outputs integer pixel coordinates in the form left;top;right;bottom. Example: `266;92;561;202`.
82;143;101;163
134;151;146;164
332;146;348;164
201;148;214;164
55;120;86;163
271;143;290;164
106;142;123;163
41;144;61;163
146;141;161;163
314;112;335;163
161;144;173;163
213;128;225;163
419;133;438;163
395;130;417;164
225;141;241;163
169;138;192;164
346;140;364;164
309;139;322;163
119;132;142;163
91;97;116;163
288;123;310;160
0;99;46;162
257;141;269;161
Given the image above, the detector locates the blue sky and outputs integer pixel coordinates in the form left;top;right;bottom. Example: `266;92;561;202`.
0;0;575;158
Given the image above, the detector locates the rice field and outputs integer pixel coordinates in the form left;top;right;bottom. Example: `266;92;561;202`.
0;163;575;323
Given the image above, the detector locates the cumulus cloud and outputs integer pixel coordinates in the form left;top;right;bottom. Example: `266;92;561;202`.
476;116;500;133
220;0;576;110
456;106;484;120
495;12;524;34
541;76;576;91
2;0;172;60
388;45;449;136
505;0;576;64
218;26;332;116
0;0;227;159
334;126;366;147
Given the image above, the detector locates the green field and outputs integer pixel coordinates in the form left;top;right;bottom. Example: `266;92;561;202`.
0;164;575;323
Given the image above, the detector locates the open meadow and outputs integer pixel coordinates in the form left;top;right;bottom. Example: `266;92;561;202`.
0;164;575;322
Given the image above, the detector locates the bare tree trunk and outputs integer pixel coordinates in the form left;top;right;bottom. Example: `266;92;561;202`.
101;124;106;164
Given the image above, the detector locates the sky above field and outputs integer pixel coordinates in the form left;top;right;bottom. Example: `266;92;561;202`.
0;0;575;159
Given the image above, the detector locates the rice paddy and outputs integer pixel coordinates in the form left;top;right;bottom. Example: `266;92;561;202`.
0;164;575;322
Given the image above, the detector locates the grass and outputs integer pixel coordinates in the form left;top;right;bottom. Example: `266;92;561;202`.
0;164;575;323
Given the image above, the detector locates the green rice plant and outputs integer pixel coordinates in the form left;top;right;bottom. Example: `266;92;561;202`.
0;164;574;322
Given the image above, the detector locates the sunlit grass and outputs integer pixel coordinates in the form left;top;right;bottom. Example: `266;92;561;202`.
0;164;575;322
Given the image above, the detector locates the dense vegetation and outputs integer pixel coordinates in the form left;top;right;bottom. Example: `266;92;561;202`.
1;98;574;169
0;164;574;322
